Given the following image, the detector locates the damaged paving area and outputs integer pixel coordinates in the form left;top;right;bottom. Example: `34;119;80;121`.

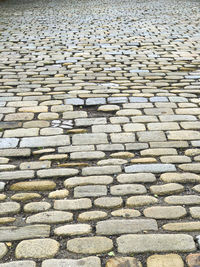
0;0;200;265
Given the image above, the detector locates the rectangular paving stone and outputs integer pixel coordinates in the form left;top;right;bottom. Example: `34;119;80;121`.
37;168;79;178
0;138;19;149
75;118;107;126
42;257;101;267
159;115;197;121
82;165;122;175
86;98;106;105
74;185;107;198
0;170;34;180
58;145;95;153
117;234;196;253
72;133;108;145
96;219;158;235
125;164;176;173
96;144;124;151
0;225;50;241
54;199;92;210
137;131;166;142
20;135;70;148
0;149;31;157
0;261;36;267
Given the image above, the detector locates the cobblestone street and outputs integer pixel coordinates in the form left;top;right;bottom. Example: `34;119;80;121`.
0;0;200;265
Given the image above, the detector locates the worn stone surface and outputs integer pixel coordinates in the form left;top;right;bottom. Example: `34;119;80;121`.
186;253;200;267
0;225;50;241
26;211;73;224
42;257;101;267
117;234;196;253
15;238;59;259
105;257;142;267
144;206;187;219
67;236;113;254
96;219;158;235
147;254;184;267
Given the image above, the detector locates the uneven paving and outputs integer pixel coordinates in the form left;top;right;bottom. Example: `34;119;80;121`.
0;0;200;265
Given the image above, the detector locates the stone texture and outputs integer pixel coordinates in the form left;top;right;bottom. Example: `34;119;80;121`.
144;206;187;219
0;202;20;215
96;219;158;235
117;234;196;253
0;225;50;241
126;196;158;207
10;181;56;191
0;261;36;267
150;183;184;195
67;236;113;254
74;185;107;197
54;224;92;236
54;198;92;210
15;238;59;259
186;253;200;267
163;222;200;231
125;164;176;173
110;184;147;195
26;211;73;224
42;257;101;267
20;135;70;147
147;254;184;267
105;257;142;267
0;243;8;259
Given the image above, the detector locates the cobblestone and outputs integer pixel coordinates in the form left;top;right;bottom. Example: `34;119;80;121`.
0;0;200;264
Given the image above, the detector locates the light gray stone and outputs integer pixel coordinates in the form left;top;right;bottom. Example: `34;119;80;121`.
117;173;156;183
72;133;108;145
54;224;91;236
37;168;78;178
110;184;147;195
54;198;92;210
42;257;101;267
0;225;50;241
26;211;73;224
96;219;158;235
125;164;176;173
0;170;34;181
0;138;19;149
74;185;107;198
67;236;113;254
0;261;36;267
117;234;196;253
20;135;70;147
0;202;20;215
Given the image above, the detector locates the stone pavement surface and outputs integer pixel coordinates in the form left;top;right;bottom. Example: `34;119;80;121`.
0;0;200;265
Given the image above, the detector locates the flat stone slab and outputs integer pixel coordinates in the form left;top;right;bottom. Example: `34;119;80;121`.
54;224;92;236
0;261;36;267
15;238;59;259
147;254;184;267
117;234;196;253
0;202;20;215
20;135;70;147
0;170;34;181
125;164;176;173
26;211;73;224
96;219;158;235
67;236;113;254
0;225;50;241
42;257;101;267
0;138;19;149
